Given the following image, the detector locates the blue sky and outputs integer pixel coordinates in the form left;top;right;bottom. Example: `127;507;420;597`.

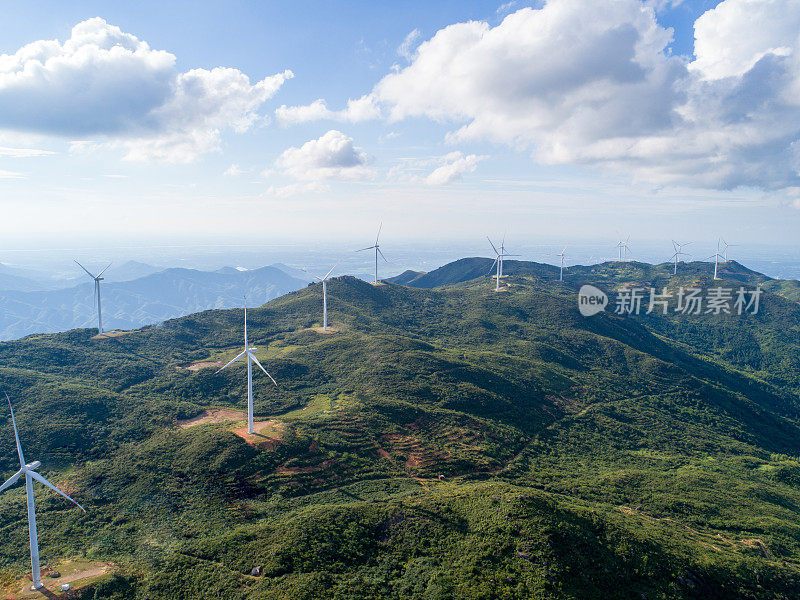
1;0;798;251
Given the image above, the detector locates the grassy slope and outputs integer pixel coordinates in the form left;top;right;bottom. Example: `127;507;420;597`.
0;267;799;598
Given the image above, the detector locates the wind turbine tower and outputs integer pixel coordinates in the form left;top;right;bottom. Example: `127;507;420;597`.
488;236;519;291
305;261;340;331
358;224;387;284
75;261;111;334
616;236;631;262
557;247;567;281
708;239;725;280
0;393;86;590
669;241;692;275
721;239;737;263
215;300;277;434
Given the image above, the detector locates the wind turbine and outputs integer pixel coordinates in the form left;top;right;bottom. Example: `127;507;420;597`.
669;241;692;275
0;393;85;591
215;300;277;434
557;247;567;282
708;239;725;280
304;261;340;331
721;238;738;263
487;236;519;291
615;236;631;262
75;261;111;335
357;224;387;284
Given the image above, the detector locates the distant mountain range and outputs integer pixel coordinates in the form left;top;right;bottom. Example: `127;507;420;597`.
0;265;308;340
0;260;167;292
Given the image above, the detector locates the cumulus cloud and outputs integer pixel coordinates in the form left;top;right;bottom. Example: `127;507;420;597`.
0;18;293;161
691;0;800;79
275;94;380;125
276;130;372;181
359;0;800;191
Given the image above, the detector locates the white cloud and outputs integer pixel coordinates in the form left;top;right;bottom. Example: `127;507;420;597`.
0;147;55;157
497;2;518;15
691;0;799;79
425;152;487;185
276;130;373;181
0;18;293;162
275;94;380;125
398;29;421;60
224;164;245;176
365;0;800;191
263;182;330;198
0;169;24;179
389;151;487;185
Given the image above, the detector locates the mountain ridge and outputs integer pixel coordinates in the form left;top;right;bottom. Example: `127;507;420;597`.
0;258;799;598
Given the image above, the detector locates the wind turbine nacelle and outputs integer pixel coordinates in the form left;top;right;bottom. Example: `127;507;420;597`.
24;460;41;471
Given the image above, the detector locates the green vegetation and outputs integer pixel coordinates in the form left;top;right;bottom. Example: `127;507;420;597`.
1;260;799;598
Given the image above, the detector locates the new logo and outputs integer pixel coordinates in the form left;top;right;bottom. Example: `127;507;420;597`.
578;285;608;316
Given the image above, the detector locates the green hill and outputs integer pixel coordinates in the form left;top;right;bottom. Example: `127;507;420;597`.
1;262;800;599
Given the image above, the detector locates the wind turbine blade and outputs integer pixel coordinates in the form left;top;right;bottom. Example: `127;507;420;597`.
487;237;499;255
301;267;323;281
74;261;95;279
249;353;278;386
323;260;341;280
356;246;375;252
487;257;498;275
28;471;86;513
375;222;382;246
96;262;112;278
5;393;25;466
0;469;22;494
215;350;248;374
377;247;388;262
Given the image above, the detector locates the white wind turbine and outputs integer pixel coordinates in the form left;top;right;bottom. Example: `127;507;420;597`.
708;239;725;280
357;224;387;284
615;235;631;262
0;393;85;591
721;238;738;263
215;300;277;434
669;240;692;275
557;247;567;281
487;236;519;291
304;261;340;331
75;261;111;335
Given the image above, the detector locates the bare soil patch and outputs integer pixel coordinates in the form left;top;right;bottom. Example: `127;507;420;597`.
308;326;340;334
176;360;224;372
91;330;130;340
5;561;113;599
232;419;286;447
177;408;246;428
